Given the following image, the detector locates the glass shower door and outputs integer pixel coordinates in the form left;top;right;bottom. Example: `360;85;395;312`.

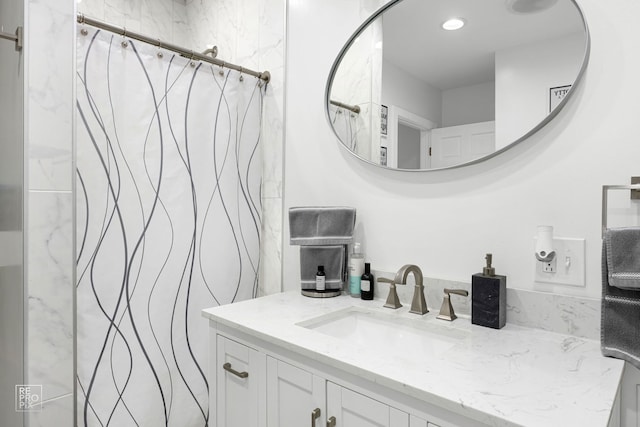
0;1;25;425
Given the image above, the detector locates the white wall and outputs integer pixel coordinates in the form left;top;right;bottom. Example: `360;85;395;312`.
285;0;640;300
382;59;441;125
441;81;495;127
495;32;586;150
382;63;494;129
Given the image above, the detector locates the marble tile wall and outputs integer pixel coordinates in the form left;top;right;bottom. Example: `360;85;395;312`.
331;23;378;161
27;193;73;402
78;0;185;46
27;0;75;425
329;2;385;163
28;0;73;191
27;394;74;427
256;0;285;297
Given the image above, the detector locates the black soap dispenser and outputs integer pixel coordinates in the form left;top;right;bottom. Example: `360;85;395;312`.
471;253;506;329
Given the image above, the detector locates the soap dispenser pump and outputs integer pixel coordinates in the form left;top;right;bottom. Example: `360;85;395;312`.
471;253;507;329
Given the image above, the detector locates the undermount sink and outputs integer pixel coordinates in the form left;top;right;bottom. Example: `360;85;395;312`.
297;307;467;359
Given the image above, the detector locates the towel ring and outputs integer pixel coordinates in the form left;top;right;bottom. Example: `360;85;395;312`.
601;185;640;238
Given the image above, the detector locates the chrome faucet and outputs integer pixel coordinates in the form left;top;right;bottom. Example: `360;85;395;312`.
395;264;428;315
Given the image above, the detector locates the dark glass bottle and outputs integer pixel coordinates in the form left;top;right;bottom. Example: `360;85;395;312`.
360;263;374;300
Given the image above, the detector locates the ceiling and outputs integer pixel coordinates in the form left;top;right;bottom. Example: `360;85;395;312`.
382;0;587;90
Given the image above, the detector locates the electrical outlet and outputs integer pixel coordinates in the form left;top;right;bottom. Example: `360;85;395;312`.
533;237;585;287
542;258;556;273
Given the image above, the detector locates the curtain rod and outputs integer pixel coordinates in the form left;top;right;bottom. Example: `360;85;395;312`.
329;99;361;114
77;14;270;83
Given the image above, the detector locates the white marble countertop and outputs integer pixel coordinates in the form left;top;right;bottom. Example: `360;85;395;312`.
202;291;624;427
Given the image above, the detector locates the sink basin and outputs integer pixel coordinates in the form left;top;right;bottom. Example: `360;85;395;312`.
297;307;467;359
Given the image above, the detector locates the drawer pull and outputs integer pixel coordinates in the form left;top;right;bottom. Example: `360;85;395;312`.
327;416;336;427
311;408;321;426
223;362;248;378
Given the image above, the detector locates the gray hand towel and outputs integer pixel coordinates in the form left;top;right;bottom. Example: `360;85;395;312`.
605;227;640;289
601;238;640;370
289;206;355;246
299;245;346;290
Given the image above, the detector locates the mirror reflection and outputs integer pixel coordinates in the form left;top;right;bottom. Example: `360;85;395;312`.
327;0;588;170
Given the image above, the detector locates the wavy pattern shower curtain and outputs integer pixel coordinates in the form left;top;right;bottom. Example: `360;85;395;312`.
76;27;263;426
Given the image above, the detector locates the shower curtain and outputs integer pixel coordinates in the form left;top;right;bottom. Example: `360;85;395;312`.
329;104;359;152
76;27;263;426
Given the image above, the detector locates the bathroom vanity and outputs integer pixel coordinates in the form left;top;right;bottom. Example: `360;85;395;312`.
203;292;623;427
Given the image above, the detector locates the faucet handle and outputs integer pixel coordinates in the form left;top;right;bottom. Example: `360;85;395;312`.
436;288;469;321
444;288;469;297
379;277;403;309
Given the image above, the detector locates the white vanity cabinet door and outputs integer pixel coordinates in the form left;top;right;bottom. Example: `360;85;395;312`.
216;335;266;427
266;356;326;427
430;121;495;169
409;415;428;427
620;362;640;427
408;416;441;427
327;381;409;427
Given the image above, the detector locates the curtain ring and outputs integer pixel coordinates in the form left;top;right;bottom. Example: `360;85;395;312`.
121;29;128;48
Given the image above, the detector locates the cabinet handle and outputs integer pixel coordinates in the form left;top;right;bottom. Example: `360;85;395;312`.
311;408;321;426
327;416;336;427
223;362;248;378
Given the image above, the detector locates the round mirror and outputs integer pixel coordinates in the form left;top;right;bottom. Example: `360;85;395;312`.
326;0;589;171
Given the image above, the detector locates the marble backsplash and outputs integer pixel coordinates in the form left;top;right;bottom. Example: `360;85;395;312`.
373;270;601;340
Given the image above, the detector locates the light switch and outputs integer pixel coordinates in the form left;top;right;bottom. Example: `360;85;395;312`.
533;237;585;287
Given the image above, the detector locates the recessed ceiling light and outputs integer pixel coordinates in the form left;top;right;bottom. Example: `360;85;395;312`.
442;18;465;31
